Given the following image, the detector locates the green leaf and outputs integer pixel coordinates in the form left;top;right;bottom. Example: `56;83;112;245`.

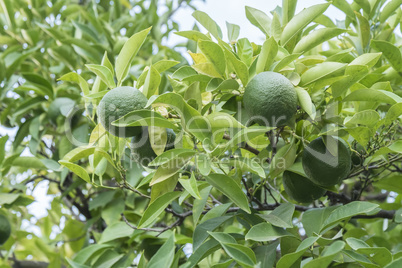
11;156;47;170
295;87;315;119
0;0;16;29
86;64;116;89
198;40;226;76
281;3;330;46
143;66;161;98
246;222;293;242
225;127;273;149
371;40;402;71
343;89;401;104
229;157;265;178
384;258;402;268
226;22;240;42
59;160;91;184
148;149;196;167
150;163;182;186
221;243;257;267
73;244;113;264
193;186;212;226
192;11;223;40
256;37;278;74
345;126;373;147
115;27;151;85
193;216;233;250
0;135;8;166
147;93;211;143
272;53;301;72
355;11;370;50
179;173;202;200
245;6;271;36
321;201;379;231
22;73;54;98
379;0;402;22
112;109;178;130
270;141;297;177
205;174;250;213
259;203;295;228
62;146;96;162
277;237;319;268
346;238;393;266
153;60;180;73
99;222;134;243
302;206;339;236
147;233;175;268
303;241;345;268
137;191;181;228
300;62;346;86
254;241;279;268
374;176;402;194
174;30;211;42
222;46;249;86
345;110;380;128
293;28;346;54
58;72;90;95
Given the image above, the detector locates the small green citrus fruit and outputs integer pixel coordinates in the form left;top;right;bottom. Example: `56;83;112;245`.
283;170;326;203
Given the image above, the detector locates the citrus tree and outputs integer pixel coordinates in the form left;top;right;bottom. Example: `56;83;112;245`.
1;0;402;267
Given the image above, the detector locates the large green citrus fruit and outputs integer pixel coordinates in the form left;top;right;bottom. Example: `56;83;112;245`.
283;170;326;203
243;71;298;127
302;136;352;187
0;215;11;245
97;87;148;137
131;127;176;167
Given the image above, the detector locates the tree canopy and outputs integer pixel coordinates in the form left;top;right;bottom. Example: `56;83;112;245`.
0;0;402;267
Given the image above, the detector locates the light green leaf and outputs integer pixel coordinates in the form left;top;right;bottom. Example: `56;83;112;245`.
149;149;196;167
343;89;401;104
142;65;161;98
302;206;340;236
229;157;265;178
384;258;402;268
346;238;393;266
198;40;226;76
293;28;346;54
300;62;346;86
174;30;211;42
246;222;293;242
86;64;116;89
245;6;271;36
355;11;370;50
115;27;151;85
226;22;240;42
59;160;91;184
270;141;297;177
112;109;178;130
150;162;182;186
344;110;380;128
179;173;202;200
205;174;250;213
371;40;402;71
374;176;402;194
379;0;402;22
256;37;278;74
295;87;315;119
192;11;223;40
222;46;249;86
58;72;89;95
221;243;256;267
281;3;330;46
138;191;181;228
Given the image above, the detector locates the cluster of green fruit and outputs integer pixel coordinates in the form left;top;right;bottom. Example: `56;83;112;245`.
97;87;176;167
244;72;352;203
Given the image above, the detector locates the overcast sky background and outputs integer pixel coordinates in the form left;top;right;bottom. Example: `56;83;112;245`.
3;0;352;224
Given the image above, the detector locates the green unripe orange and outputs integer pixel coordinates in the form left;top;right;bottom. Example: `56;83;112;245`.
243;71;298;127
0;215;11;245
283;170;326;203
302;136;352;187
97;87;148;138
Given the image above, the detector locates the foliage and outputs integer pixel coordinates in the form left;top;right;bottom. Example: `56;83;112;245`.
1;0;402;267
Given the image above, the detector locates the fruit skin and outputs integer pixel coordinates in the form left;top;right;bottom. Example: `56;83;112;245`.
0;215;11;245
97;87;148;137
131;127;176;167
243;71;298;127
283;170;326;203
302;136;352;187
